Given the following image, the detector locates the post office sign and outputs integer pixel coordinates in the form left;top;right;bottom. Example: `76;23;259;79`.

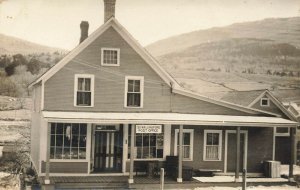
136;125;162;134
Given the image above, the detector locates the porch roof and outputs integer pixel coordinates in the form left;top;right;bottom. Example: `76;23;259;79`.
42;111;298;127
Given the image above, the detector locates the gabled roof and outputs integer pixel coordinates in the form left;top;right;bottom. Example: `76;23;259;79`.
248;89;298;121
29;18;282;117
29;17;177;88
220;90;264;107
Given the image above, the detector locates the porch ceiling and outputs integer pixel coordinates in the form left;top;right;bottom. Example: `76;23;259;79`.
42;111;298;127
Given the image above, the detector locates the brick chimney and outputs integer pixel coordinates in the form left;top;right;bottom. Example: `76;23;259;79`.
104;0;116;22
79;21;89;44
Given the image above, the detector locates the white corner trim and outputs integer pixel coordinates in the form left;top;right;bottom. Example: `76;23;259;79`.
101;47;120;66
124;76;144;108
41;81;44;111
203;130;222;161
74;74;95;107
174;129;194;161
272;128;275;160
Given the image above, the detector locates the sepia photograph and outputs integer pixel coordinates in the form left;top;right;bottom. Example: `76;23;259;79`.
0;0;299;189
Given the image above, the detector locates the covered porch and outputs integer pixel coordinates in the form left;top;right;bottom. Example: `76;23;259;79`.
41;111;298;186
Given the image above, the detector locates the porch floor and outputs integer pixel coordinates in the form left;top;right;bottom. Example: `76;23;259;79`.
39;175;296;189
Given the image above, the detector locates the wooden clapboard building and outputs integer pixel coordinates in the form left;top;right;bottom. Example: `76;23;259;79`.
29;0;298;186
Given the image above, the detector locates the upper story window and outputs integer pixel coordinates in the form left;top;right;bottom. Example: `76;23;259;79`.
74;74;94;107
260;97;270;107
125;76;144;108
101;48;120;66
203;130;222;161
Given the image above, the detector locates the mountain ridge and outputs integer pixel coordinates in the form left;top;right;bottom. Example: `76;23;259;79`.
0;33;66;55
146;17;300;57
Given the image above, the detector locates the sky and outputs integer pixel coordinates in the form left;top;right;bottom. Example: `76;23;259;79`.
0;0;299;50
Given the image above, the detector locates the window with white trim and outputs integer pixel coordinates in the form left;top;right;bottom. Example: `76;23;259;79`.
101;48;120;66
128;126;164;159
204;130;222;161
125;76;144;108
74;74;94;107
174;129;194;161
275;127;290;136
50;123;87;160
260;97;270;107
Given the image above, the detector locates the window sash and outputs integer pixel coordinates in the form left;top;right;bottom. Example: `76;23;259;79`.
77;91;91;106
102;49;119;65
127;92;141;107
75;76;93;106
204;130;222;161
126;79;141;107
205;145;220;160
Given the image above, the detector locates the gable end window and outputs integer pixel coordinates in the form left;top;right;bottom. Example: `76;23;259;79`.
74;74;94;107
124;76;144;108
203;130;222;161
101;48;120;66
260;98;270;107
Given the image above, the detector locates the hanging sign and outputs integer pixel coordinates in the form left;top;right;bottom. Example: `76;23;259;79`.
136;125;162;134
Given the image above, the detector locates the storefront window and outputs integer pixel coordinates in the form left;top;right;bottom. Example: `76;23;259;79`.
128;125;164;159
50;123;87;160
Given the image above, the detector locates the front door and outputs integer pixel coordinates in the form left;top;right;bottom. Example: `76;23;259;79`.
94;129;122;172
226;131;247;173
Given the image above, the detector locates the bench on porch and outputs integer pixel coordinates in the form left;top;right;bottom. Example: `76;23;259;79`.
134;161;148;176
134;160;162;177
195;169;222;177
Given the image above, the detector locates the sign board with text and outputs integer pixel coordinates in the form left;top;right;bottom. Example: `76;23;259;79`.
136;125;162;134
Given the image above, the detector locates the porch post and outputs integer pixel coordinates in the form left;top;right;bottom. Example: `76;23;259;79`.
235;126;241;182
45;123;50;184
177;125;183;183
289;127;295;180
129;124;135;184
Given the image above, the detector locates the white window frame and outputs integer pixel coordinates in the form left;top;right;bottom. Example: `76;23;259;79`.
74;74;95;107
124;76;144;108
275;127;290;137
49;122;88;161
260;97;270;107
203;130;222;161
174;129;194;161
101;48;120;66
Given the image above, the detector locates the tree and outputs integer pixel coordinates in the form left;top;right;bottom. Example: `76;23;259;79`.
10;65;35;97
0;76;18;97
4;63;17;76
27;58;41;75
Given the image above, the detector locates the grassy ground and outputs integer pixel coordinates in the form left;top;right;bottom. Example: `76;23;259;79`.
0;96;31;190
